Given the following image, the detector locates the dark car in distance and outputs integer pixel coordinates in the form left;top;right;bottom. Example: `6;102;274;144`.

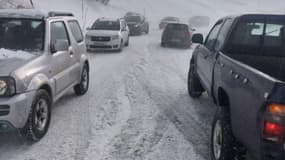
161;23;192;48
125;14;149;35
159;16;180;30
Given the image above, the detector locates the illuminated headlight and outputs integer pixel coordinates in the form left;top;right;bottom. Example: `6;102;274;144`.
0;78;15;96
134;24;139;27
0;80;7;95
112;35;119;40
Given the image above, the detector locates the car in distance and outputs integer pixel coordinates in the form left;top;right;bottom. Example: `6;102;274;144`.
159;16;180;30
0;10;89;141
85;18;129;52
125;11;139;17
188;14;285;160
161;23;192;48
125;14;149;35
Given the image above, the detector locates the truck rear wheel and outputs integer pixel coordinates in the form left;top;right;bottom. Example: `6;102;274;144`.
188;62;204;98
211;107;246;160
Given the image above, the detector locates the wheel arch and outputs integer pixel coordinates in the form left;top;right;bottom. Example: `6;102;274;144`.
217;87;231;113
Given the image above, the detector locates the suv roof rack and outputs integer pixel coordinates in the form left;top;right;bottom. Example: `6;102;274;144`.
48;12;74;17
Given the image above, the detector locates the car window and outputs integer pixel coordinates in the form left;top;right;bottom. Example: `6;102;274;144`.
215;19;233;51
68;20;83;43
165;24;188;31
91;20;120;31
50;21;70;45
125;16;141;23
0;19;44;51
204;20;223;51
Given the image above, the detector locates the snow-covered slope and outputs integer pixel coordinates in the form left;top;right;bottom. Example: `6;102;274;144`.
34;0;285;33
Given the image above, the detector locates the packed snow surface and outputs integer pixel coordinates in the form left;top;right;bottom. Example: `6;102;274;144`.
0;0;285;160
0;48;36;60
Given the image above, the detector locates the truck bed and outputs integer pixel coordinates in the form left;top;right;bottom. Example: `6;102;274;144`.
227;54;285;82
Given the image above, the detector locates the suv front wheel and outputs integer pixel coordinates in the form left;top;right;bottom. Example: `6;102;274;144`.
21;89;51;141
74;64;89;95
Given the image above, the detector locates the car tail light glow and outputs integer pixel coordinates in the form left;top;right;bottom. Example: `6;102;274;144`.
268;103;285;116
264;122;284;137
263;103;285;143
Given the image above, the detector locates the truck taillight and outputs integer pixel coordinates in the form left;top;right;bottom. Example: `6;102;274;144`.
268;103;285;116
263;104;285;143
264;122;284;139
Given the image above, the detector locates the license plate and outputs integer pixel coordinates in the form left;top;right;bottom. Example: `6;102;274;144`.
94;42;106;45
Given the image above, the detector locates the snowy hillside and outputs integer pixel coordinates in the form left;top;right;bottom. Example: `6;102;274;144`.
33;0;285;32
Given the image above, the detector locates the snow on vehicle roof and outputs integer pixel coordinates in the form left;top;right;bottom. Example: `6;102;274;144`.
0;48;37;60
0;9;47;19
98;17;121;22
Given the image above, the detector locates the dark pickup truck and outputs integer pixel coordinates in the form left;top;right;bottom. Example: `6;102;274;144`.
188;14;285;160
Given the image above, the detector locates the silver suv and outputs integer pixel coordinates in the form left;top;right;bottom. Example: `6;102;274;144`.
0;10;89;141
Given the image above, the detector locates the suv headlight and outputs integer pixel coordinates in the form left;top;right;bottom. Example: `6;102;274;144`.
112;35;119;40
0;77;15;97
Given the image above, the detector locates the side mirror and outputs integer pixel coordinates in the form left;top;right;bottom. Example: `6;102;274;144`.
192;33;204;44
51;39;69;53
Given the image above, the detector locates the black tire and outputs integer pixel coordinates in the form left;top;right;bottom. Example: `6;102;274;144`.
74;64;89;95
187;62;204;98
21;89;52;142
211;107;246;160
118;40;123;52
161;42;166;47
125;37;129;47
146;26;149;34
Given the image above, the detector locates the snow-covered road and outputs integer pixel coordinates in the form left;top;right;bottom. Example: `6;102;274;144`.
0;0;285;159
0;26;216;159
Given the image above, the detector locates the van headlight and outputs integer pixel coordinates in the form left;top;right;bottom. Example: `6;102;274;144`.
0;77;15;96
112;35;119;40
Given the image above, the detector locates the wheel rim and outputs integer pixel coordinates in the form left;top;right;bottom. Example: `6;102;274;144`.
81;68;88;90
35;98;48;131
213;120;222;159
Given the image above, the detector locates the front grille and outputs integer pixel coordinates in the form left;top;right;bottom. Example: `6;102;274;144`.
90;45;112;49
0;105;10;116
91;36;111;42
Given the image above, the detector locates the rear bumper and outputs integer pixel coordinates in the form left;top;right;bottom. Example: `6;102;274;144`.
259;141;285;160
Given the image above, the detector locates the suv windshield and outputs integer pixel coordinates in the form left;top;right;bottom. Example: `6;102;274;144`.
91;20;120;31
0;19;44;51
125;16;141;23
